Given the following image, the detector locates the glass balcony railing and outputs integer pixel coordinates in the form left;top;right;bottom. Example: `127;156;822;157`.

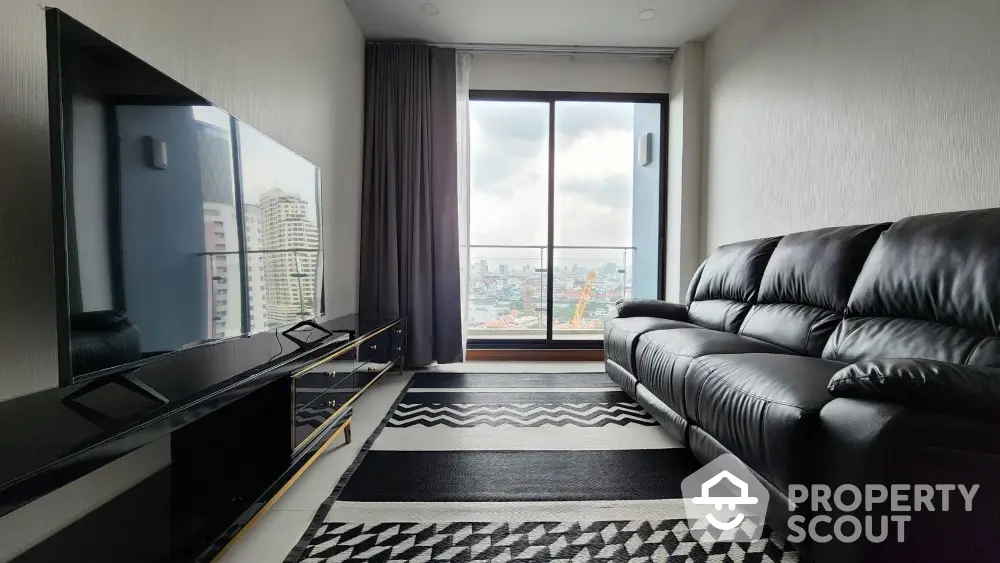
203;248;320;337
467;245;549;340
466;245;633;340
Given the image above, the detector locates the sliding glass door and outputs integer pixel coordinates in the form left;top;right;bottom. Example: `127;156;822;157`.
467;92;666;347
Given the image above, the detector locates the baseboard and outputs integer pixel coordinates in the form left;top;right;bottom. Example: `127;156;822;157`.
465;349;605;362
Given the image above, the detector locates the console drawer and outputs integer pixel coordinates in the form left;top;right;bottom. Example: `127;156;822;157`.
293;360;357;413
358;328;390;364
294;388;340;449
389;322;406;362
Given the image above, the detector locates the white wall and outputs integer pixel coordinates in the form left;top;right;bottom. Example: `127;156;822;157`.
470;53;670;93
0;0;364;400
664;42;705;303
702;0;1000;251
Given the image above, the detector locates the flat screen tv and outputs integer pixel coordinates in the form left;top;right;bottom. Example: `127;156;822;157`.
46;9;323;386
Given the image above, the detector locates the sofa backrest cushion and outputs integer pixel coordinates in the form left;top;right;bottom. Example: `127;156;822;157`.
738;223;889;356
823;209;1000;367
686;236;781;333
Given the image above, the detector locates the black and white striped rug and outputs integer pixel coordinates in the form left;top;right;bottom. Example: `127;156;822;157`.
286;372;801;562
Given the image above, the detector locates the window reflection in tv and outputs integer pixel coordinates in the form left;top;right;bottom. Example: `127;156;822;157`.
51;12;322;382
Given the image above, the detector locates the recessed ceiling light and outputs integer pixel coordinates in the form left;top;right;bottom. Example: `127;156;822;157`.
420;3;440;16
639;8;657;21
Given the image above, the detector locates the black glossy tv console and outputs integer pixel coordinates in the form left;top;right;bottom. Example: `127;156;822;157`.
0;314;405;562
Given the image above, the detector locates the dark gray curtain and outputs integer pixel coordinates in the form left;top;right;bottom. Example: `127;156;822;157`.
359;43;463;366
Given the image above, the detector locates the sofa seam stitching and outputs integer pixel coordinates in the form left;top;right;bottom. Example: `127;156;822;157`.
738;306;761;336
760;402;771;482
706;371;819;410
834;317;875;358
691;360;716;423
677;357;691;419
963;337;990;366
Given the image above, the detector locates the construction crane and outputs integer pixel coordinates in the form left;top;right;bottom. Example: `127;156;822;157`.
570;271;597;328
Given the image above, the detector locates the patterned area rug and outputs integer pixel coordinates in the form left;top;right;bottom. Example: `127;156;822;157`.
286;372;802;562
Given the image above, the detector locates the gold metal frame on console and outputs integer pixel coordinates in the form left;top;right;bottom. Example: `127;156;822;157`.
213;319;405;560
291;319;404;379
289;319;404;452
292;360;399;456
211;417;353;562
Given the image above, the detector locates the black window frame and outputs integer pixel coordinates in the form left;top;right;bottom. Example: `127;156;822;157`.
467;90;669;350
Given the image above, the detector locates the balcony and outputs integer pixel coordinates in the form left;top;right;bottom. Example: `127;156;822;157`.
466;245;633;340
466;96;663;348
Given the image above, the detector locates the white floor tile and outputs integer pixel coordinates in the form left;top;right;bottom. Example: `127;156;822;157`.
219;361;605;562
215;509;313;563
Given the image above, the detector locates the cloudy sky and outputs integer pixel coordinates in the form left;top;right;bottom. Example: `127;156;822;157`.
193;106;319;218
470;100;644;267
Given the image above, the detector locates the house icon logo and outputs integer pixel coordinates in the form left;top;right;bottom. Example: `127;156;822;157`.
681;454;770;541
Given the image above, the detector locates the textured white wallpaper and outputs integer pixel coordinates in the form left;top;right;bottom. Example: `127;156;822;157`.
702;0;1000;253
665;43;704;304
0;0;364;400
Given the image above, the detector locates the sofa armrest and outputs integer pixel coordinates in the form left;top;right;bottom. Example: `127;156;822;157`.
813;398;1000;563
828;358;1000;422
610;299;688;321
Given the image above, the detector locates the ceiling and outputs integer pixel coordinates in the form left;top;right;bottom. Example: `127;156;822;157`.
344;0;739;48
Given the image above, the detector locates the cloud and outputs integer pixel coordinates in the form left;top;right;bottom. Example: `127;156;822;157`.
556;128;634;186
557;175;632;208
555;195;632;248
469;100;645;252
470;102;547;199
472;101;548;145
555;101;634;138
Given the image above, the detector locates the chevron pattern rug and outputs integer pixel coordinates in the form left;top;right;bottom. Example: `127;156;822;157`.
388;402;659;428
286;372;802;563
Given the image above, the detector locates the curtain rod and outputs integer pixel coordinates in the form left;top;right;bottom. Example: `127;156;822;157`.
428;43;677;58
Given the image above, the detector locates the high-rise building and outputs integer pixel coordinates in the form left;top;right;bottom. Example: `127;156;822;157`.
259;188;320;327
197;122;242;339
243;204;268;331
203;204;239;339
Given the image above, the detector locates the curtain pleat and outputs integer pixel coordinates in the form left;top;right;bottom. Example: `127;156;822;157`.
455;53;472;358
359;43;462;366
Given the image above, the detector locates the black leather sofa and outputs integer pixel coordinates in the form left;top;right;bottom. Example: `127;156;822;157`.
605;209;1000;563
71;310;141;375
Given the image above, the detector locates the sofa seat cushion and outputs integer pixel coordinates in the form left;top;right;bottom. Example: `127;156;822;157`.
604;317;698;373
634;329;795;422
685;353;846;493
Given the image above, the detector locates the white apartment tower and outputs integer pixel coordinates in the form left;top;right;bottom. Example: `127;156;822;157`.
196;122;243;339
259;188;319;327
243;204;269;331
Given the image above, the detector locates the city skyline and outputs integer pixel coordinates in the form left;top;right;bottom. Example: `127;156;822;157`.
195;113;321;337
